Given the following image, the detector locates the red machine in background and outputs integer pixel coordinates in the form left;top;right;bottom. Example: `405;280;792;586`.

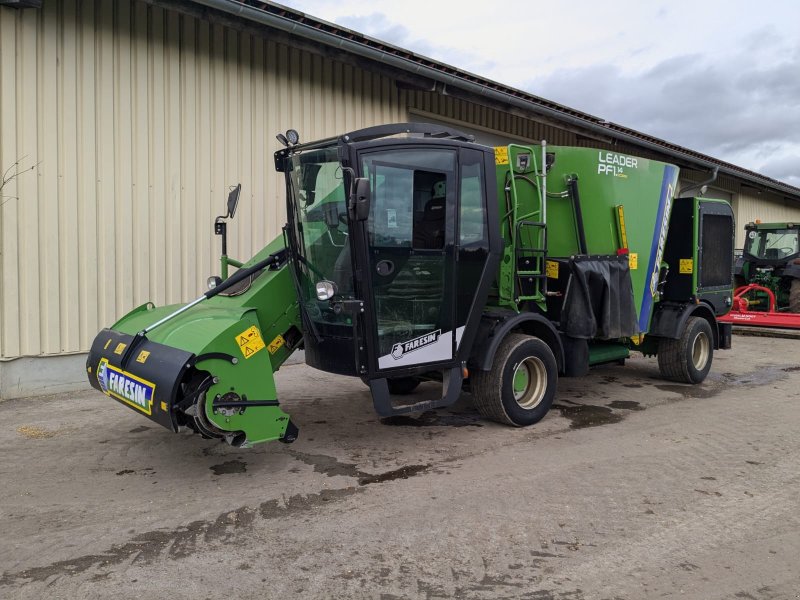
719;284;800;329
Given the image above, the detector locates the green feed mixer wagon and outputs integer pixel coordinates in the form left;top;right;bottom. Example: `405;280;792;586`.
86;123;735;447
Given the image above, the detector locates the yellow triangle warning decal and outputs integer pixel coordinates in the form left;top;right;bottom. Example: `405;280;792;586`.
234;325;266;359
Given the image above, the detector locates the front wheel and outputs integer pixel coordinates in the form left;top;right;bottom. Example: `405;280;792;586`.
471;333;557;426
657;316;714;384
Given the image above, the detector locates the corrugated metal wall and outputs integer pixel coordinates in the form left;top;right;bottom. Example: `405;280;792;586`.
407;91;578;146
735;191;800;248
0;0;403;359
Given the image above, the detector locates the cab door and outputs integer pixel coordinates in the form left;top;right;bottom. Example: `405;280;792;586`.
355;146;458;375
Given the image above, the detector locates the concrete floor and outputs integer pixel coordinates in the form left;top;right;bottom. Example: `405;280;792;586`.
1;334;799;599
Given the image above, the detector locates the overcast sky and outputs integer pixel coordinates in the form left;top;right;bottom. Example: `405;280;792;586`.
280;0;800;189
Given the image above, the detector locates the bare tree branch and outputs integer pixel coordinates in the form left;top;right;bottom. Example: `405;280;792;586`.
0;157;39;208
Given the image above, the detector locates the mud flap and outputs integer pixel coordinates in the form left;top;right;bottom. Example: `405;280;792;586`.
86;328;194;432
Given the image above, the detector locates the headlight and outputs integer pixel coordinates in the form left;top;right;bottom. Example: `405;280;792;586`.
315;280;337;301
207;276;222;290
286;129;300;145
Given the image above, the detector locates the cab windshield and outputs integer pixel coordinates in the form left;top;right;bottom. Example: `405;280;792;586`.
287;145;353;323
744;228;799;260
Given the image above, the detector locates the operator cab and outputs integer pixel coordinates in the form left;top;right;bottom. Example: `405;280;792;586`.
743;223;799;263
276;124;501;415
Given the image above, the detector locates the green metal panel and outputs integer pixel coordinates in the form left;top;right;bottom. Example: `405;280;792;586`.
494;145;679;332
104;235;302;446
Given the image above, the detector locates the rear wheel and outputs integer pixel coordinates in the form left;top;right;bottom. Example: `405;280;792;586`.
657;316;714;384
471;333;557;426
789;279;800;313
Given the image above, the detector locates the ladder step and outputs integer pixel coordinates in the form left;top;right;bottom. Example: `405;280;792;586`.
517;272;546;278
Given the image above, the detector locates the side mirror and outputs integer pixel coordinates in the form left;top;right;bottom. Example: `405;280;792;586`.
349;177;370;221
227;184;241;218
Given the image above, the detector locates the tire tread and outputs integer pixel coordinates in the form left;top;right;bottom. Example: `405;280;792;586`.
472;333;548;426
657;316;712;384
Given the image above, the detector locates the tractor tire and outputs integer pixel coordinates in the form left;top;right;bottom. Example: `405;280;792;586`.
790;279;800;313
657;316;714;384
387;377;420;395
471;333;557;426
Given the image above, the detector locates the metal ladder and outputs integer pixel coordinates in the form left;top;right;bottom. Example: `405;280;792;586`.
507;143;549;305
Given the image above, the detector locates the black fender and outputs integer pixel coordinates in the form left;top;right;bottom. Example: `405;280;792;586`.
733;256;744;277
470;312;565;373
782;262;800;280
649;301;728;349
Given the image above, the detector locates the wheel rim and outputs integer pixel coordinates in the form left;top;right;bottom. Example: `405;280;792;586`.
691;331;710;370
512;357;547;409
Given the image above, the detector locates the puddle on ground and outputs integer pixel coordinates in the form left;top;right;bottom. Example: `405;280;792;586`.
381;410;483;428
287;450;430;487
357;464;429;485
608;400;644;411
655;384;720;399
210;460;247;475
286;450;362;479
553;402;624;429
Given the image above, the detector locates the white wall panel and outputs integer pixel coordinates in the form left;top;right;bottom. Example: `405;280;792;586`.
0;1;403;359
735;190;800;248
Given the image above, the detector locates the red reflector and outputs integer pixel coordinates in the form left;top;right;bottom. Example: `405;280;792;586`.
617;248;629;255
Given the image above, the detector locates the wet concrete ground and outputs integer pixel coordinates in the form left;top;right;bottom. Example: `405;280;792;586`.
1;334;799;599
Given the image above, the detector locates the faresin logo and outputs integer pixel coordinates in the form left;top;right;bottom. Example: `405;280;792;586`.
391;330;441;360
97;358;156;415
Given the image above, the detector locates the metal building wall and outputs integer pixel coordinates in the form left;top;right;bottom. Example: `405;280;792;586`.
734;190;800;248
0;0;403;360
406;91;578;147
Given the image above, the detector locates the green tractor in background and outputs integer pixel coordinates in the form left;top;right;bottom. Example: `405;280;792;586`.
734;222;800;313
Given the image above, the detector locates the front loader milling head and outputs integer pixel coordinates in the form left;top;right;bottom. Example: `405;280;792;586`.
86;187;304;447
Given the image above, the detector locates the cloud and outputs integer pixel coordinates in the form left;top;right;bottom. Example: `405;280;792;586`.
330;12;497;76
526;37;800;188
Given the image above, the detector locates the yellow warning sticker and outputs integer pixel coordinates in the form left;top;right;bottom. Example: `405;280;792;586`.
236;325;266;360
104;339;112;351
114;342;127;355
494;146;509;165
546;260;559;279
136;350;150;364
267;334;286;355
679;258;694;274
160;401;168;412
629;253;638;270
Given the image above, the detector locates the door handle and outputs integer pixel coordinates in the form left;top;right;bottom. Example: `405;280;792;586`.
376;260;395;276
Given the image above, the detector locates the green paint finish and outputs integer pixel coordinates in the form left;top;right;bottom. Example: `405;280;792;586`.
494;144;679;329
110;234;301;446
588;342;630;365
513;364;529;395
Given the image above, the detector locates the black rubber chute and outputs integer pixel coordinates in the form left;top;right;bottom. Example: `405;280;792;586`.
560;256;639;340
